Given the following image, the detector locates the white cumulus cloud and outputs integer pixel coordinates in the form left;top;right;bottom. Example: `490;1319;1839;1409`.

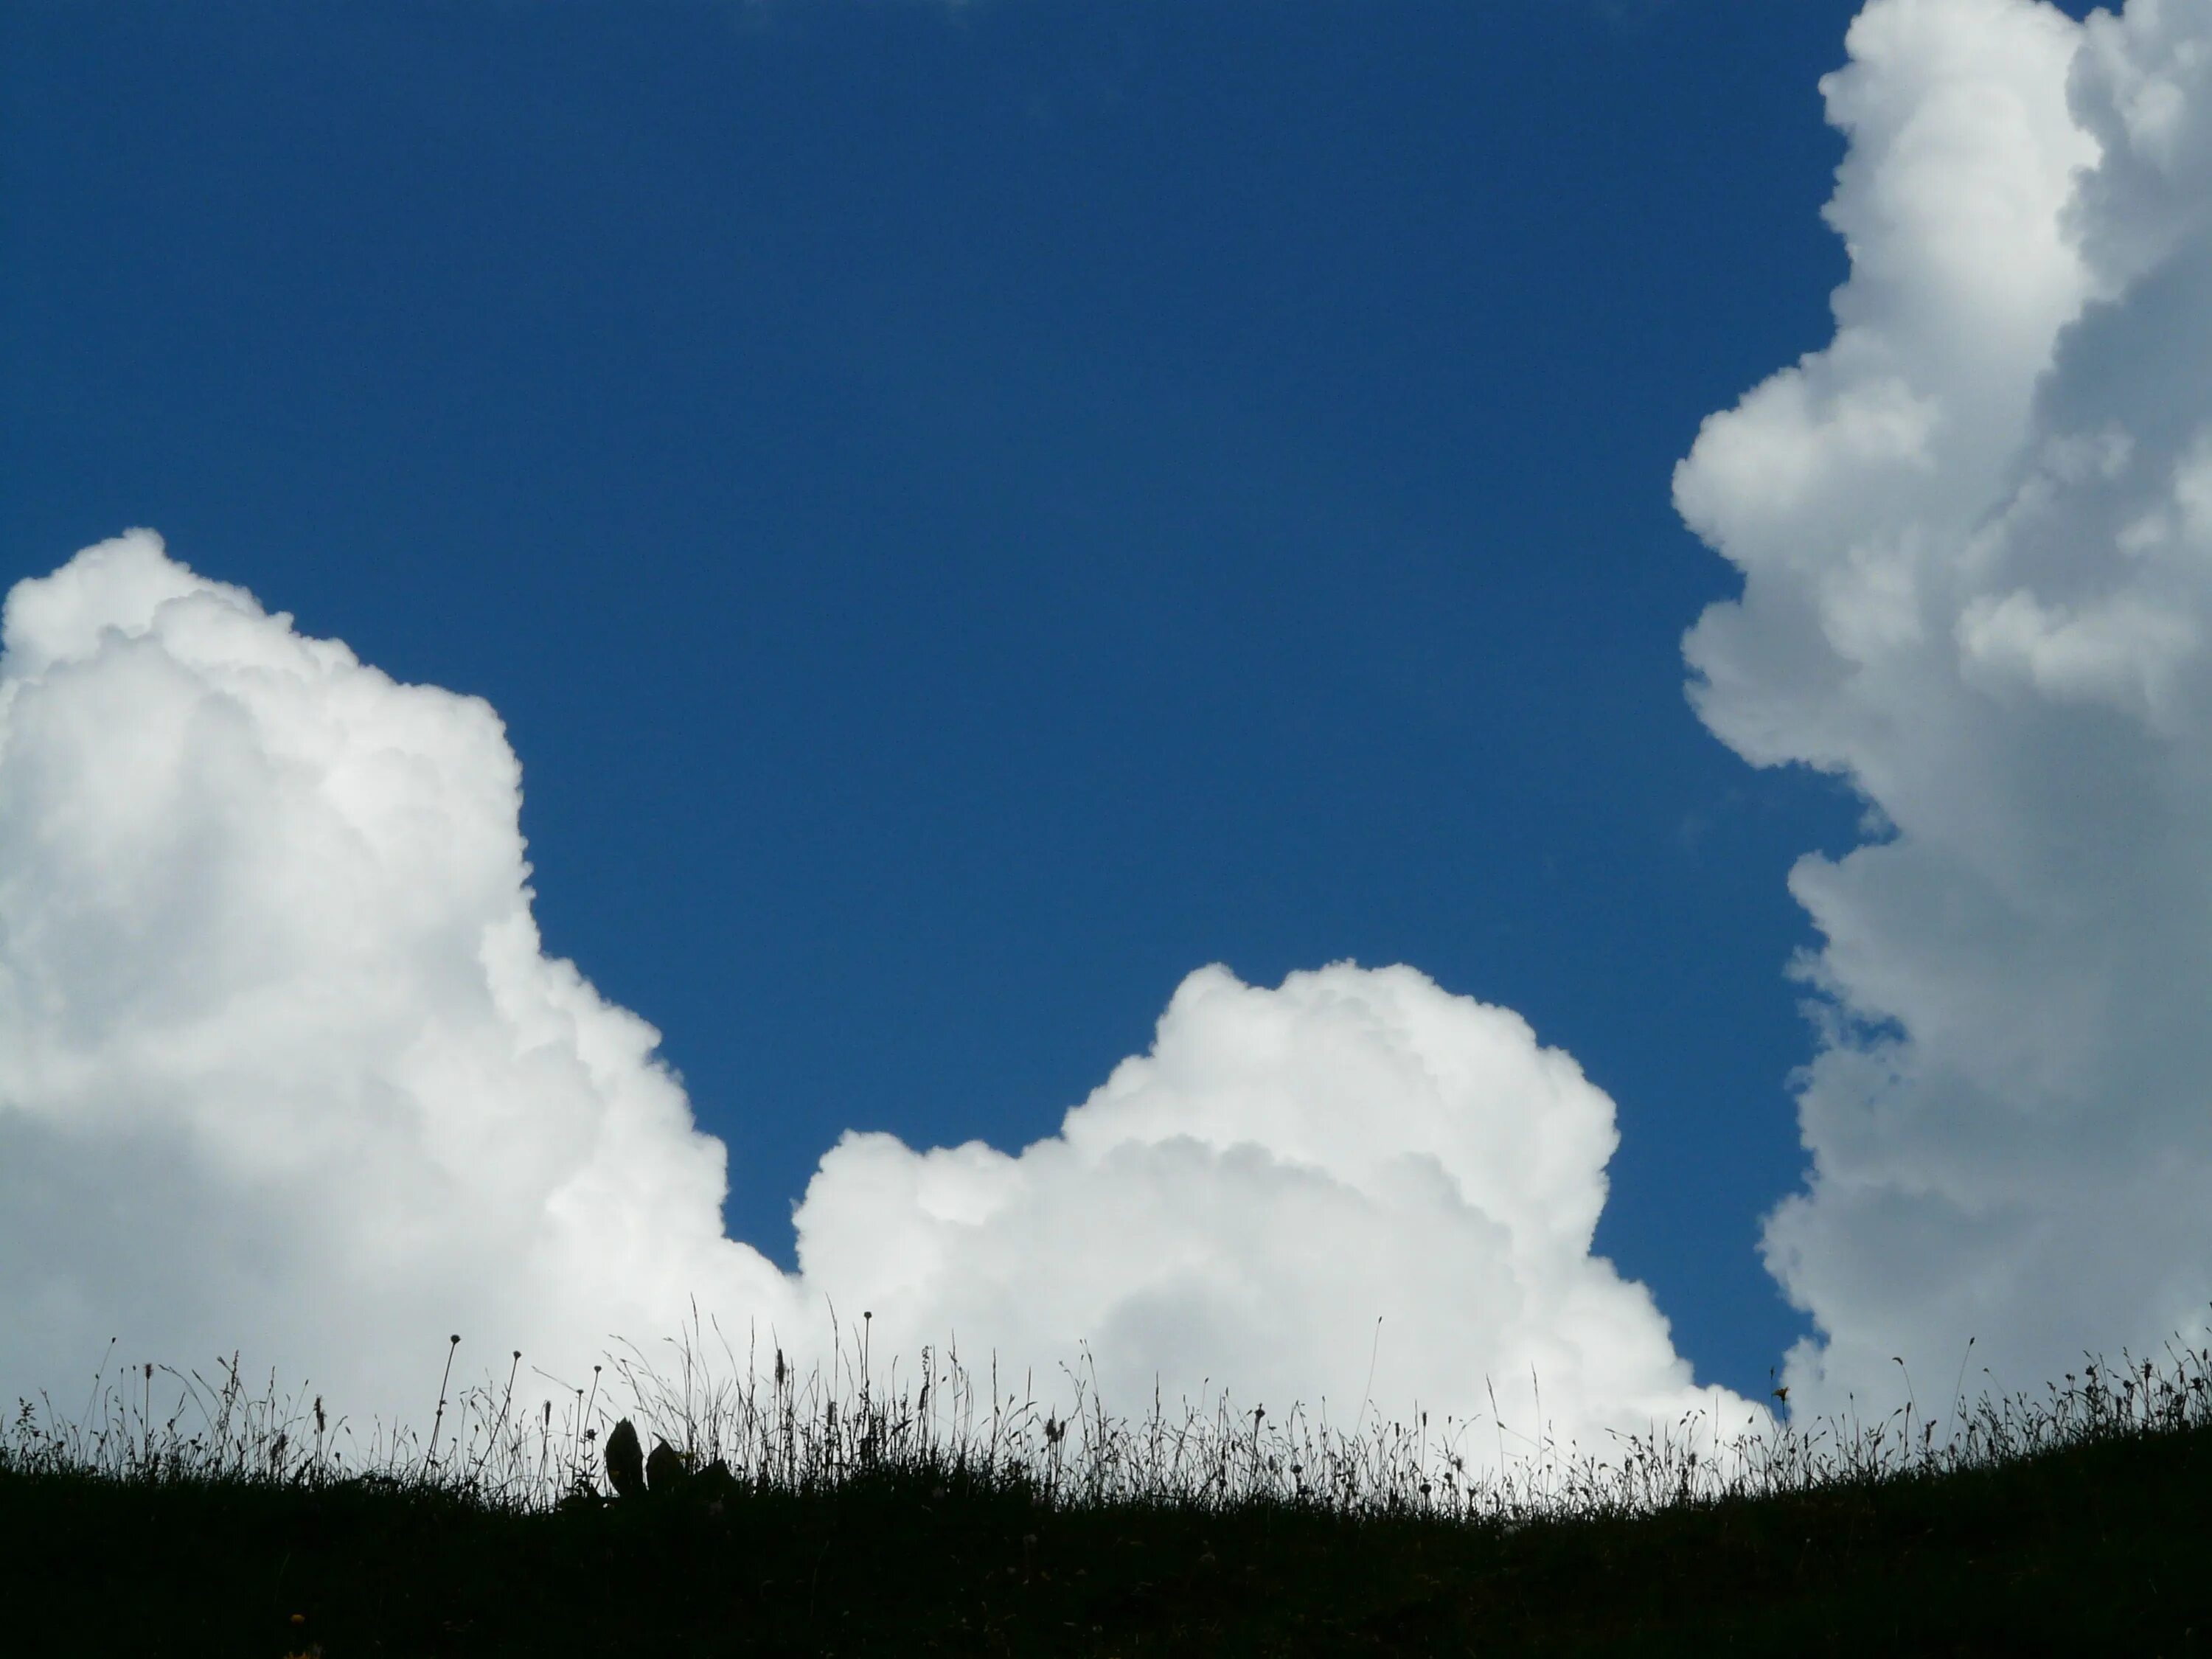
0;532;807;1458
0;531;1761;1498
1680;0;2212;1428
793;961;1757;1464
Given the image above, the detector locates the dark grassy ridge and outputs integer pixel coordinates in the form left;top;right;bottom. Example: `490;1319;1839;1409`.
3;1318;2208;1656
4;1409;2207;1654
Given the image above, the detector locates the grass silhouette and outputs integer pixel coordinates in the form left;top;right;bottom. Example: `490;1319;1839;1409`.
1;1301;2208;1655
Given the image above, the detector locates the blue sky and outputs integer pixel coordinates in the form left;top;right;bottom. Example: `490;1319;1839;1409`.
12;0;2199;1475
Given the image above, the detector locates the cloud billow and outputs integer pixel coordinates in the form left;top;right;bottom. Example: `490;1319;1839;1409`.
0;532;1761;1492
0;534;805;1455
1679;0;2212;1426
793;961;1751;1458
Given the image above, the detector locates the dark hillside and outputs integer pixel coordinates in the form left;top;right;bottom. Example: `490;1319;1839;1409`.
2;1391;2205;1655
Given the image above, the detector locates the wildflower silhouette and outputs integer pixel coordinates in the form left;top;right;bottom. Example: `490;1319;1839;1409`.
602;1417;644;1500
599;1416;738;1514
645;1435;689;1496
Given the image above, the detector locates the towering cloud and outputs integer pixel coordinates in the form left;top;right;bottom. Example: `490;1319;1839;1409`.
0;532;1760;1501
1680;0;2212;1427
0;532;809;1463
